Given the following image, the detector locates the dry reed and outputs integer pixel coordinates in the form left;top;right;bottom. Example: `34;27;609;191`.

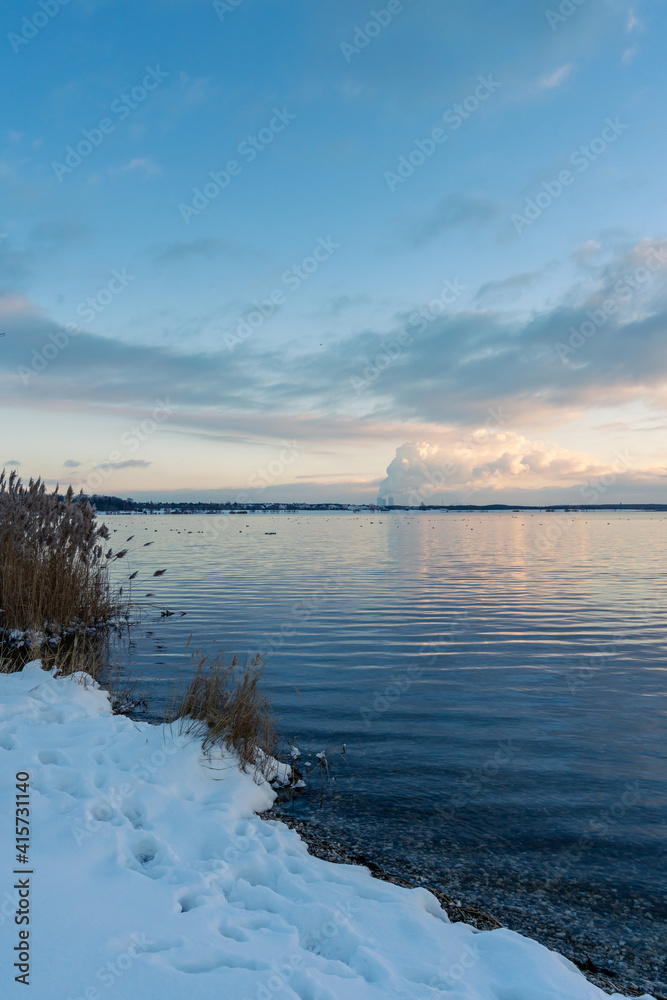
0;469;121;635
168;649;277;776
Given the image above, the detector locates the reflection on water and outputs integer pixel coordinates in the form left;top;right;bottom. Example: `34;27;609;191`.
108;510;666;988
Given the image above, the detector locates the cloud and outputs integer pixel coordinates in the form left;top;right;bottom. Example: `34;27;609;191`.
333;237;667;429
377;433;665;504
95;459;152;470
627;8;640;31
63;459;82;468
172;73;212;116
408;193;500;246
121;158;160;177
474;271;543;306
30;220;91;249
0;242;32;293
539;64;573;89
572;240;602;264
0;221;91;293
154;238;240;264
323;294;371;316
2;239;667;449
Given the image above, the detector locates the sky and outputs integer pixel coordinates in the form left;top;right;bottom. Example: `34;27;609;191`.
1;0;666;504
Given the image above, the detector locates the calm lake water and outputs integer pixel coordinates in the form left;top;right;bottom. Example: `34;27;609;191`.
107;511;666;991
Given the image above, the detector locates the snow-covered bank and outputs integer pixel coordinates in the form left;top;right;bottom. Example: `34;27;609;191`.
0;665;655;1000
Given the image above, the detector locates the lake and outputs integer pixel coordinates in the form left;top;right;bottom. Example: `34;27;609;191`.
107;510;666;995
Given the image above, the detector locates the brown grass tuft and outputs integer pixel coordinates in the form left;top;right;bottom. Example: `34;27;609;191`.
168;648;277;777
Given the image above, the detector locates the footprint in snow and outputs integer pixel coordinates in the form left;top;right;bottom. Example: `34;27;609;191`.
47;768;87;797
0;730;17;750
121;799;147;830
124;835;168;879
170;952;270;974
37;749;70;766
134;840;157;865
177;889;209;913
217;922;249;942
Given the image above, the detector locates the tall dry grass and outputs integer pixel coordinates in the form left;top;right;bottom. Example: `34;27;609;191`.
0;469;121;635
168;648;277;776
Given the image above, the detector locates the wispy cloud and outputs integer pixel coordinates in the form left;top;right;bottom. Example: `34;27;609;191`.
408;193;500;247
322;294;371;317
154;238;241;264
572;240;602;263
95;459;152;470
539;64;573;90
122;157;160;177
474;271;543;307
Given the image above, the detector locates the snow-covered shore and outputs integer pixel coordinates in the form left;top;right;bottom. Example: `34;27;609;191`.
0;664;655;1000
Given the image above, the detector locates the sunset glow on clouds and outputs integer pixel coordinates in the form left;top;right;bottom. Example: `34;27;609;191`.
1;0;666;503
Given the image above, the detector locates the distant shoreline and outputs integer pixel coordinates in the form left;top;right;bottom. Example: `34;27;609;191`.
86;494;667;514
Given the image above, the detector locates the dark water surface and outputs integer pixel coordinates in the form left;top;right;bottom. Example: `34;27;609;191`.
107;511;666;993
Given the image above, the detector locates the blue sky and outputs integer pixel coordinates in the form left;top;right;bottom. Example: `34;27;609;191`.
1;0;666;503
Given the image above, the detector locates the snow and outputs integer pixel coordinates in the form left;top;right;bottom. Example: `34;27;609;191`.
0;664;655;1000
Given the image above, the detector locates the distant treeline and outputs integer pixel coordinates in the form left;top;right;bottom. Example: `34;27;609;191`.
72;495;667;513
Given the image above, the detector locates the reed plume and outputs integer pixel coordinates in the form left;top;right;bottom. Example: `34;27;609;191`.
0;469;119;635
